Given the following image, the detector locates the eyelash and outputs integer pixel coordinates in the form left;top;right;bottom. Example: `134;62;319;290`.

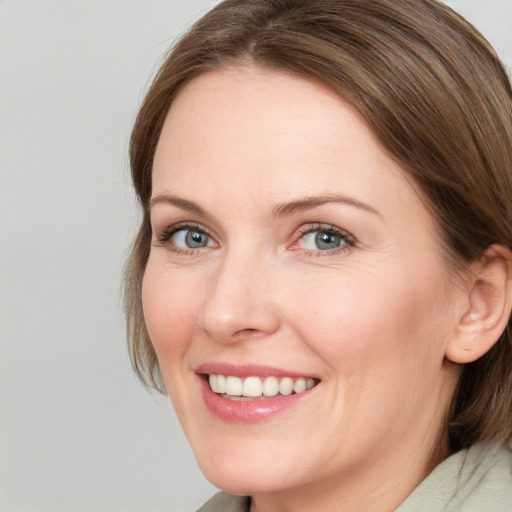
153;222;356;256
154;222;214;256
291;223;356;256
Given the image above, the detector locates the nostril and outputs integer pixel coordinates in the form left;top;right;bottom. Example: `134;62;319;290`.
233;328;266;339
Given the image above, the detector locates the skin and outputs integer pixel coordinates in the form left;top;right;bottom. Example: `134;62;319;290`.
142;67;468;512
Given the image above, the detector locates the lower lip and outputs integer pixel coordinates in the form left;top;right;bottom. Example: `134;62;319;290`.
199;377;314;423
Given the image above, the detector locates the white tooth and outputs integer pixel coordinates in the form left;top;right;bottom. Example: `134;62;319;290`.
225;376;243;396
242;376;263;397
306;378;315;389
209;374;218;392
279;377;294;396
293;378;306;394
216;374;227;394
262;376;279;397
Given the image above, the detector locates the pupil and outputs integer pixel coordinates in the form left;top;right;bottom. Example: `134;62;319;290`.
315;231;340;250
186;230;207;248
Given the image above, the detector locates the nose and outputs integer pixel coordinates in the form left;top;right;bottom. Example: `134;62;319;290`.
196;250;281;344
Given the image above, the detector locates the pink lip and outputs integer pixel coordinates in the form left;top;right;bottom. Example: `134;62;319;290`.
195;363;318;424
196;363;312;379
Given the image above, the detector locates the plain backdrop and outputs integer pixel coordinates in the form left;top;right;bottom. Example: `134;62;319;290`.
1;1;511;511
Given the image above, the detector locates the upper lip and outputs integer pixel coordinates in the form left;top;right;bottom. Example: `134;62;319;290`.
195;362;317;379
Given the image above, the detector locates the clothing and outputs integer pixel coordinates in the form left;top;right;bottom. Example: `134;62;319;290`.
197;492;249;512
396;442;512;511
197;442;512;511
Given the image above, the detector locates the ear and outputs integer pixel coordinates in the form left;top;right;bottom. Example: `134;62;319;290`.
446;245;512;364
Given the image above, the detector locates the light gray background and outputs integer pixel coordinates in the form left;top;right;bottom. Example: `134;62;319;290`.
1;1;511;511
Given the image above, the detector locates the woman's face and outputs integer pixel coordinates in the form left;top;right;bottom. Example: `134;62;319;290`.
143;67;463;503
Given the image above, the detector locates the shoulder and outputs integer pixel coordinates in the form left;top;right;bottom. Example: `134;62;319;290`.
397;442;512;511
197;491;249;512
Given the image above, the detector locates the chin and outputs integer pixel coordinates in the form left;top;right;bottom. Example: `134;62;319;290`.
194;442;303;496
204;470;294;497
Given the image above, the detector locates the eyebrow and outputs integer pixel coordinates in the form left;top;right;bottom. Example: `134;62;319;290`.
150;193;382;219
272;194;382;219
150;194;209;217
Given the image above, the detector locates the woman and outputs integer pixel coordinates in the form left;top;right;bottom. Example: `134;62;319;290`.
124;0;512;510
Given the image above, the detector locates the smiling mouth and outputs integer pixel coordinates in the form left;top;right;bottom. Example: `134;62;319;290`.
207;374;318;400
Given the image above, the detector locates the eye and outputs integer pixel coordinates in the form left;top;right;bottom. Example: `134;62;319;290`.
171;228;212;249
155;223;216;252
301;230;343;250
290;224;355;254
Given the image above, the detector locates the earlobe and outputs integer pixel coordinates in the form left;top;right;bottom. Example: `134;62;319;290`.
445;245;512;364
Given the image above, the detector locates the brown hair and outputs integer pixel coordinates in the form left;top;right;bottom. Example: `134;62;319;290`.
124;0;512;452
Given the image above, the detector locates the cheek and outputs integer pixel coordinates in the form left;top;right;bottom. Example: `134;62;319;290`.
141;265;200;363
289;268;455;435
285;266;451;374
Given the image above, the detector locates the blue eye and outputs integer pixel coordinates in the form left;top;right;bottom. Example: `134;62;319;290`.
295;225;354;253
303;230;342;250
156;223;216;252
170;228;213;249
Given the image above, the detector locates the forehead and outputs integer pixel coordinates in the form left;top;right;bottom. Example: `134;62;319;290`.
156;67;355;176
157;69;390;183
152;66;432;230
